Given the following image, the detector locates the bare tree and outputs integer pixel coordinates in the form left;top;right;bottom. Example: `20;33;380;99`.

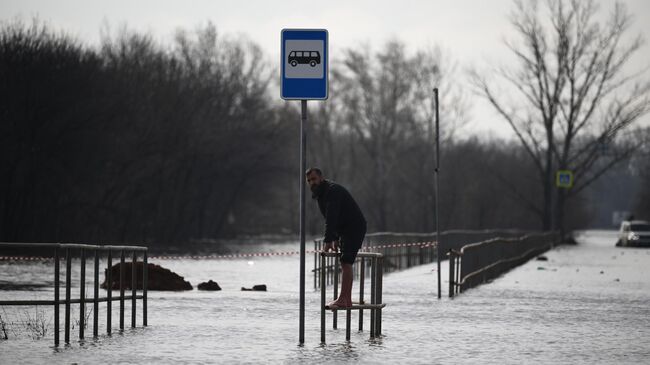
472;0;650;232
409;45;468;230
332;40;467;231
333;41;413;230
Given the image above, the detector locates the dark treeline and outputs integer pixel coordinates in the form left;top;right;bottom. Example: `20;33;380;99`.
1;21;293;245
0;19;646;248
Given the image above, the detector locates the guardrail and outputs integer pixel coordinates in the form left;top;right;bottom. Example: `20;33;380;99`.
448;232;559;297
319;251;385;342
312;239;436;291
313;229;533;288
0;242;148;346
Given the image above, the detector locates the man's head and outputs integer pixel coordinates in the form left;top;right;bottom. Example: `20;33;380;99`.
305;167;324;193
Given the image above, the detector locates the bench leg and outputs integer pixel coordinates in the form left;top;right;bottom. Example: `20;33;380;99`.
375;309;381;336
346;309;351;341
370;308;375;339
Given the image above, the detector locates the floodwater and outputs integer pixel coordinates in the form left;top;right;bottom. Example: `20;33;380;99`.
1;230;649;364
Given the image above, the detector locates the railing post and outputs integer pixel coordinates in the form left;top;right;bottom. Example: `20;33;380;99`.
132;251;137;328
397;247;401;271
54;246;60;346
458;249;460;293
333;257;339;329
324;254;327;286
131;250;138;328
453;254;457;295
93;249;99;337
107;250;112;334
370;256;376;338
455;254;461;295
448;250;455;298
80;248;85;339
358;257;364;331
320;253;326;343
65;248;71;344
327;254;332;286
143;250;148;327
313;241;317;290
120;250;125;331
407;246;411;267
375;257;384;336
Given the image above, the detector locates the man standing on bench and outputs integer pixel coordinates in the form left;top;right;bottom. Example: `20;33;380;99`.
306;167;367;309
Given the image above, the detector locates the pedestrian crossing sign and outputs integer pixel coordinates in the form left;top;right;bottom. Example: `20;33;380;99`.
556;170;574;188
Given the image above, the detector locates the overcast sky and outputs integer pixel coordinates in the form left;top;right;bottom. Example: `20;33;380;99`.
2;0;649;139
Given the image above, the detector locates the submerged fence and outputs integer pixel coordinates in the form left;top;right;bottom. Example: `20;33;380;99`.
319;251;386;342
448;232;559;297
313;229;534;289
0;242;148;346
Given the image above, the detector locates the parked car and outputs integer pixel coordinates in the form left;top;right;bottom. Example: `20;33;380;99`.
616;220;650;247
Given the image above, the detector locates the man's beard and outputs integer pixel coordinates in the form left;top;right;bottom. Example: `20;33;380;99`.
310;182;319;193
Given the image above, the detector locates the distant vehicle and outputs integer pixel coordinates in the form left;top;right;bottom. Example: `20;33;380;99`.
616;220;650;247
288;51;320;67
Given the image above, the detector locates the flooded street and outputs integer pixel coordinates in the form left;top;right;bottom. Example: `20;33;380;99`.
1;230;650;364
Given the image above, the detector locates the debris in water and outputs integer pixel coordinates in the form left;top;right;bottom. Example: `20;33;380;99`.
537;267;546;270
536;256;548;261
101;262;193;291
241;284;267;292
198;280;222;291
600;270;604;274
614;278;620;282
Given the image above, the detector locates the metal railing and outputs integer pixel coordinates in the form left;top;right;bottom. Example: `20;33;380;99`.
319;251;386;343
313;229;533;288
0;242;148;346
448;232;559;297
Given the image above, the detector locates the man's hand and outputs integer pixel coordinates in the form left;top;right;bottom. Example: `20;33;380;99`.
323;240;339;252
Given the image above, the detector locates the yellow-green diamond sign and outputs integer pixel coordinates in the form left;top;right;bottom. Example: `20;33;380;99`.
556;170;574;188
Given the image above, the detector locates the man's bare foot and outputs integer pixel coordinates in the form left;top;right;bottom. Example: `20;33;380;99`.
326;299;352;309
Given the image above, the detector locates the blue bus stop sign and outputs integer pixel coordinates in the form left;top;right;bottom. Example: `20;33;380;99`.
281;29;328;100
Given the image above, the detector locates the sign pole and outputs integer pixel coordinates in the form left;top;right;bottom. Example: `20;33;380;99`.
299;99;307;344
434;88;441;299
281;29;327;343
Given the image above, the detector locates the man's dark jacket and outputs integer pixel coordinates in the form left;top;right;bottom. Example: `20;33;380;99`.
313;180;366;243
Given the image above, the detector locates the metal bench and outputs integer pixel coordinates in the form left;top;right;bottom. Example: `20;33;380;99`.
319;251;385;342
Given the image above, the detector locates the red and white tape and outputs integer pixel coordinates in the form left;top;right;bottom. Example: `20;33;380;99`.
0;241;438;261
0;256;51;261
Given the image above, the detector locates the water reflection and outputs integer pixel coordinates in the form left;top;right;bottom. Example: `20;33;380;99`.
289;342;361;364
